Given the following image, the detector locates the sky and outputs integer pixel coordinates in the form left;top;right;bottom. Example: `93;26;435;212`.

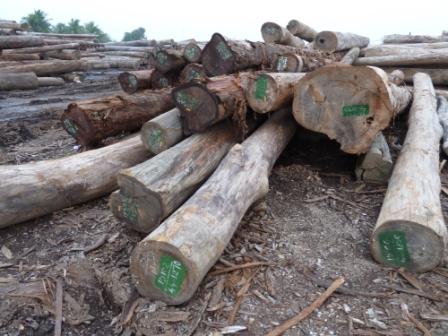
2;0;447;44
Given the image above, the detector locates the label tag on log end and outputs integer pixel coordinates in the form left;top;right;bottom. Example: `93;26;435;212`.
378;231;411;267
342;104;369;117
276;56;288;71
216;41;232;61
121;194;138;224
155;255;187;297
175;91;199;111
62;118;79;136
255;75;268;101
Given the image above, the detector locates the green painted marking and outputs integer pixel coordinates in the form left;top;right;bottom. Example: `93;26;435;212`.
155;255;187;297
255;75;268;101
157;52;168;65
63;118;78;136
342;104;369;117
378;231;411;267
148;129;163;151
276;56;288;71
216;41;232;61
121;194;138;223
185;46;198;60
187;69;200;81
159;77;169;88
128;74;138;88
175;91;199;111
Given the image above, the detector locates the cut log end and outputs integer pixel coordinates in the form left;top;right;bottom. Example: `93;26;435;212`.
371;221;445;272
118;72;139;94
150;70;175;89
273;54;303;72
261;22;284;43
201;33;236;76
314;31;338;52
183;43;202;63
141;123;169;154
246;74;279;113
180;63;207;84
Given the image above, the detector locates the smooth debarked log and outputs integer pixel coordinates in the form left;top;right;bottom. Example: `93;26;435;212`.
115;121;239;233
293;65;412;154
183;42;204;63
179;63;207;83
246;72;305;113
38;77;65;87
119;69;155;94
272;53;303;72
0;35;44;49
314;31;369;52
61;89;174;146
0;72;39;91
261;22;305;48
383;67;448;86
140;108;184;154
0;135;149;229
340;47;360;64
152;49;186;73
437;96;448;156
0;60;88;76
286;19;317;42
360;45;447;57
130;108;296;304
371;73;447;272
383;34;448;44
2;42;81;54
354;50;448;67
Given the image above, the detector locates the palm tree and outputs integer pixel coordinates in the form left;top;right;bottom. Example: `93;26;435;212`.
122;27;146;41
84;21;111;42
67;19;85;34
21;9;51;32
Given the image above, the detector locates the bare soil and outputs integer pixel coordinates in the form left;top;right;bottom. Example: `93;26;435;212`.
1;77;448;336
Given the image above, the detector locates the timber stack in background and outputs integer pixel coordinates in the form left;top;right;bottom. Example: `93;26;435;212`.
2;16;448;308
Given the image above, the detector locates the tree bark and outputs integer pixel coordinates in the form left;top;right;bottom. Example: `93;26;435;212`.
38;77;65;87
0;36;45;49
261;22;305;48
0;53;40;61
183;42;204;63
0;72;39;90
0;134;149;229
383;34;448;44
119;69;155;94
371;73;447;272
140;108;184;154
437;95;448;156
354;50;448;67
2;42;81;54
293;65;412;154
114;121;240;233
0;60;88;76
129;108;296;304
314;31;369;52
179;63;207;83
339;47;360;64
286;19;317;42
272;53;303;72
383;67;448;86
152;49;186;73
246;72;305;113
172;72;251;133
61;89;174;145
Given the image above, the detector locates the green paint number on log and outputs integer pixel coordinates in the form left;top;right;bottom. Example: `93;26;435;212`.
185;46;198;60
121;194;138;223
159;77;169;88
128;74;138;88
157;52;168;65
342;104;369;117
255;75;268;101
155;255;187;297
148;129;163;151
216;41;232;61
175;91;199;111
187;69;200;81
378;231;411;267
276;56;288;71
63;118;78;136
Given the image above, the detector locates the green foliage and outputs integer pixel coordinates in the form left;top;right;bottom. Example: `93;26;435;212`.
21;9;51;32
83;21;110;43
122;27;146;41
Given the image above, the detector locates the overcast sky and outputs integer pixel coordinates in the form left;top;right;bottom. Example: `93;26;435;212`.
2;0;447;44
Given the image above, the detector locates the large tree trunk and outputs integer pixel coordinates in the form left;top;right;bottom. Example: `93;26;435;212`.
437;95;448;156
383;67;448;86
0;134;149;229
383;34;448;44
314;31;370;52
292;65;412;154
261;22;305;48
0;72;39;90
172;72;251;133
354;50;448;67
272;53;303;72
2;42;81;54
114;121;240;233
0;53;40;61
183;42;204;63
118;69;155;94
340;47;360;64
179;63;207;83
0;35;45;49
286;19;317;42
0;60;88;76
246;72;305;113
61;89;174;145
371;73;447;272
130;108;296;305
140;108;184;154
152;49;186;73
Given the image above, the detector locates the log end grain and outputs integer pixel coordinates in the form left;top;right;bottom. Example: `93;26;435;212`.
179;63;207;84
261;22;284;43
118;72;140;94
201;33;236;76
273;53;303;72
150;70;176;89
314;31;339;52
183;42;202;63
246;73;279;113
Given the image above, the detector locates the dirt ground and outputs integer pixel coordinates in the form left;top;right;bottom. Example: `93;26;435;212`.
1;76;448;336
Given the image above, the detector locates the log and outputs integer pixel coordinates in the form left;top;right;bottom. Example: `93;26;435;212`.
339;47;360;65
61;89;174;146
387;69;405;85
38;77;65;87
292;65;412;154
383;67;448;86
355;132;392;183
85;58;142;70
150;70;177;90
114;121;240;233
140;108;184;154
0;72;38;91
183;42;204;63
383;34;448;44
0;134;149;229
272;53;303;72
437;95;448;156
361;45;448;57
23;32;98;40
246;72;305;113
261;22;305;48
105;40;158;47
2;42;81;54
286;19;317;42
45;50;81;60
130;108;296;304
172;72;251;133
0;20;28;31
354;50;448;67
152;49;186;73
0;35;45;49
179;63;207;83
314;31;369;52
82;51;149;58
371;72;447;272
118;69;155;94
96;46;154;52
0;53;40;61
0;60;88;76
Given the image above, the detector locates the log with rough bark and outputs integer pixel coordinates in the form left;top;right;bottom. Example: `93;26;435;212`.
0;72;38;91
293;65;412;154
272;53;303;72
96;45;154;52
0;35;45;49
355;132;392;183
0;53;40;61
179;63;207;83
286;19;317;42
0;134;149;229
152;49;186;73
354;50;448;67
314;31;369;52
45;50;81;60
172;72;251;133
38;77;65;87
82;51;149;58
371;73;447;272
183;42;204;63
261;22;305;48
0;60;88;76
130;108;296;304
2;42;81;54
437;95;448;156
85;58;142;70
246;72;305;113
340;47;360;64
114;121;240;233
61;89;174;145
383;67;448;86
22;32;97;40
0;20;28;31
119;69;155;94
383;34;448;44
140;108;184;154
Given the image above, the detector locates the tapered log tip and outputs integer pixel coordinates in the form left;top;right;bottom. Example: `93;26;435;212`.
261;22;283;43
201;33;235;76
314;31;338;52
371;221;445;272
